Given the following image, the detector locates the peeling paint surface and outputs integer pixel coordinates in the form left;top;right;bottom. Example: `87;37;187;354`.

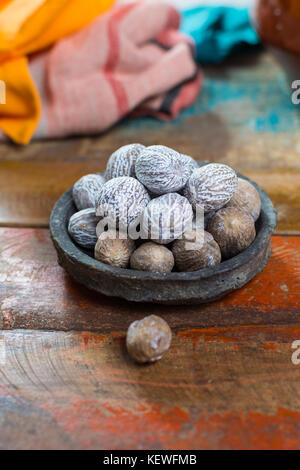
1;326;300;449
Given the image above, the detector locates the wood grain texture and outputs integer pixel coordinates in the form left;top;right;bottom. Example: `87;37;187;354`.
1;49;300;451
0;228;299;331
0;52;299;232
1;326;300;450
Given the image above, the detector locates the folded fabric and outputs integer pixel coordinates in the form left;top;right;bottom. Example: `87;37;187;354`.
180;6;259;64
0;0;202;144
0;0;115;144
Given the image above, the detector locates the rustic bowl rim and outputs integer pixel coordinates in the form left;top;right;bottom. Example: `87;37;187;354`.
50;170;277;282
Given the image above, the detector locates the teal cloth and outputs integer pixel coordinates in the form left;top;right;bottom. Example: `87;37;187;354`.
181;7;259;64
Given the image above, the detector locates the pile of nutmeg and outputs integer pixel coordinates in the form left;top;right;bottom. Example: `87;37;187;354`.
68;144;261;273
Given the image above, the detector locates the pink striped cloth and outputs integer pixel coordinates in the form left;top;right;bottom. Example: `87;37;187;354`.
21;0;202;141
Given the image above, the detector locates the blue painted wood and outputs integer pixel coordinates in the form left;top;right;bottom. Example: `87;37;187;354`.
120;51;300;134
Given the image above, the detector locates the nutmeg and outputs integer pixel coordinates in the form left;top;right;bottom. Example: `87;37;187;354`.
141;193;193;244
68;208;99;249
95;176;150;229
130;242;174;273
126;315;172;364
225;178;261;221
172;230;221;272
105;143;145;180
72;174;105;211
204;210;216;229
185;163;238;212
181;153;199;176
135;145;191;195
94;230;135;268
207;207;256;259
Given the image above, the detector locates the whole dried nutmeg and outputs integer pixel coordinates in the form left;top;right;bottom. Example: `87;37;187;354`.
207;207;256;259
225;178;261;221
181;153;199;176
105;143;145;180
204;210;216;229
130;242;174;273
72;174;105;211
141;193;193;244
172;230;221;272
135;145;191;195
185;163;238;212
126;315;172;364
95;176;150;228
94;229;135;268
68;208;99;249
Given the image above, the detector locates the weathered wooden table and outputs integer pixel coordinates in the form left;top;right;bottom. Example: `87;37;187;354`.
0;51;300;450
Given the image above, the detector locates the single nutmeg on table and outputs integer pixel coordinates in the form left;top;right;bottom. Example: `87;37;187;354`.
130;242;174;273
135;145;191;195
105;143;145;180
126;315;172;364
207;207;256;259
94;229;135;268
141;192;193;244
72;174;105;211
225;177;261;221
68;208;99;249
95;176;150;228
172;230;221;272
185;163;238;212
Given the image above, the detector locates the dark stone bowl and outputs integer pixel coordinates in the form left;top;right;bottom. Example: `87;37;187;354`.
50;172;277;305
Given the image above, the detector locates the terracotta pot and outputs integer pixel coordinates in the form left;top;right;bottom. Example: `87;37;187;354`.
253;0;300;83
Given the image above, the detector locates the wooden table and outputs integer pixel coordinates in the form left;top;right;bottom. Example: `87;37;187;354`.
0;51;300;450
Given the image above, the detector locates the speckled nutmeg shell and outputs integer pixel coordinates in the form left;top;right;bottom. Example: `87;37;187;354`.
95;176;150;229
130;242;174;273
68;208;99;249
225;178;261;221
181;153;199;176
207;207;256;259
172;230;221;272
141;193;193;244
185;163;238;212
135;145;191;195
94;229;135;268
126;315;172;364
72;174;105;211
105;143;145;180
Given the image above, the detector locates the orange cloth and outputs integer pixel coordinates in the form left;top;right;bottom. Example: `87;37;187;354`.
0;0;115;144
